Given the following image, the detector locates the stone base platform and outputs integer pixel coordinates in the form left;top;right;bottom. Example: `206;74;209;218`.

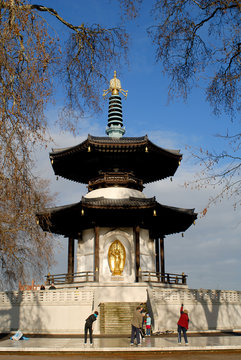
1;333;241;353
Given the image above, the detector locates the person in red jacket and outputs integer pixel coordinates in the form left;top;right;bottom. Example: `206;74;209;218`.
177;304;189;345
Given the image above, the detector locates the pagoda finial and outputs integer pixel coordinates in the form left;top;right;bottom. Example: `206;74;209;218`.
104;71;126;138
103;71;128;98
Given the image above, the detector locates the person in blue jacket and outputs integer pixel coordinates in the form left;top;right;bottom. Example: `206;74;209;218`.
145;313;152;336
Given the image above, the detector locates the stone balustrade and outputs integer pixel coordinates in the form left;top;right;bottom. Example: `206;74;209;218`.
0;286;241;334
147;287;241;332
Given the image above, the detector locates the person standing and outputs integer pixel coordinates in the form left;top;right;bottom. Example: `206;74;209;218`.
84;311;98;345
140;304;146;342
145;313;152;336
130;305;143;346
177;304;189;345
48;282;56;290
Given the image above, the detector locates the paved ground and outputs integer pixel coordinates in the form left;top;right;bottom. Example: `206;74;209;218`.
0;332;241;356
2;352;241;360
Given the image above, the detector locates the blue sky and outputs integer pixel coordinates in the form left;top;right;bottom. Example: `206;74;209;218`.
34;0;241;291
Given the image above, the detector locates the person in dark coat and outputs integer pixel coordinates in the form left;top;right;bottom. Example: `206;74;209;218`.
130;305;143;346
177;304;189;345
48;282;56;290
84;311;98;345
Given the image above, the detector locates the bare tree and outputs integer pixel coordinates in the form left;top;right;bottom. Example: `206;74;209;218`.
185;132;241;213
148;0;240;118
121;0;241;210
147;0;241;210
0;0;128;288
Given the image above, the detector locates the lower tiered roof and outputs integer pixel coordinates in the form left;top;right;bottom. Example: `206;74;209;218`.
37;196;197;239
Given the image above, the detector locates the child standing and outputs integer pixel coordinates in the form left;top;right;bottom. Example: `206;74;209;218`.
145;313;152;336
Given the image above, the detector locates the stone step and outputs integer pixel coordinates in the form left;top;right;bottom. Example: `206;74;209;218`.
100;302;146;335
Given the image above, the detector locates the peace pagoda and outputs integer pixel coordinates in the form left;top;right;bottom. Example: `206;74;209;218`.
2;73;239;337
37;72;197;334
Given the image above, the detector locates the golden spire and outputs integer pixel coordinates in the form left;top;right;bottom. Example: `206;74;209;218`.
103;71;128;98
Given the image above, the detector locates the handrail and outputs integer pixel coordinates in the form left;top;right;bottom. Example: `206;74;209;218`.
141;271;187;285
88;171;143;191
45;270;187;286
45;271;94;285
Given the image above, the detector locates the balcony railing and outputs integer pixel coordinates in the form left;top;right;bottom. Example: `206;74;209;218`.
140;271;187;285
45;271;187;286
45;271;95;286
88;171;143;191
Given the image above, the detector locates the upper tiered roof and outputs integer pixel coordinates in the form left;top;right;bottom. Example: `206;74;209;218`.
50;134;182;185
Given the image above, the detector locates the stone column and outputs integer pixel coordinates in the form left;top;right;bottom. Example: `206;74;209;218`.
134;226;140;282
160;237;165;283
94;226;100;282
67;237;74;283
155;238;160;281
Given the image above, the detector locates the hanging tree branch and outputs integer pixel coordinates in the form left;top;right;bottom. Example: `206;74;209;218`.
0;0;128;289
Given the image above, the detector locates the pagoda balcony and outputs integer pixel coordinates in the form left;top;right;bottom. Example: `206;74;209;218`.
140;271;187;285
46;271;95;285
45;271;187;287
88;171;144;191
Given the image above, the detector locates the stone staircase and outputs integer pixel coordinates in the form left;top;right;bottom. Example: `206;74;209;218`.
100;302;145;334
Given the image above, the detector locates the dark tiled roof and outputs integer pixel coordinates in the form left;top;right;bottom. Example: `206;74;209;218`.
50;135;181;157
37;202;80;215
49;134;182;184
82;196;156;208
37;197;197;238
88;135;148;143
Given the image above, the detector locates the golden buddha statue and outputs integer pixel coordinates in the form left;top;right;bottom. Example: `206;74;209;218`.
108;240;126;276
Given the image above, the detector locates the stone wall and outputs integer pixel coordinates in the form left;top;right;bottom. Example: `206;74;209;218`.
0;288;94;334
0;285;241;334
147;286;241;332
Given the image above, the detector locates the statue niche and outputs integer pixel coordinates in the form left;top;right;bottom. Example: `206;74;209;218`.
108;240;126;276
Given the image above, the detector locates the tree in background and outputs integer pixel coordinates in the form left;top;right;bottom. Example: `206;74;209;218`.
150;0;241;211
148;0;240;118
0;0;128;289
123;0;241;210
